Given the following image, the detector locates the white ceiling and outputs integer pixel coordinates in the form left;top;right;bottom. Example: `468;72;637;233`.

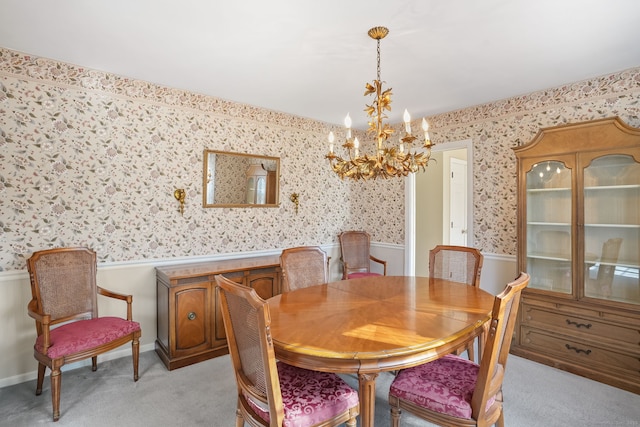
1;0;640;129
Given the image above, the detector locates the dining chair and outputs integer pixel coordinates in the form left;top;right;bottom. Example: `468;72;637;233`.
338;230;387;279
429;245;484;362
388;272;530;427
26;247;141;422
280;246;329;293
214;274;359;427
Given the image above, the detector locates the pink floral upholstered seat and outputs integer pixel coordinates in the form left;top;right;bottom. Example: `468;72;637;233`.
35;317;141;359
347;271;381;279
246;362;359;427
215;273;359;427
390;354;493;419
389;273;530;427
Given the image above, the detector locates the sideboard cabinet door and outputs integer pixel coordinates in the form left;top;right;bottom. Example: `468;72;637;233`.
173;284;211;357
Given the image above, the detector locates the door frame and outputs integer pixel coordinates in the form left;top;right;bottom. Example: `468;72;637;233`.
404;139;474;275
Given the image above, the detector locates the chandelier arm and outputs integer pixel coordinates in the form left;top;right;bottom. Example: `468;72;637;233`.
326;26;433;180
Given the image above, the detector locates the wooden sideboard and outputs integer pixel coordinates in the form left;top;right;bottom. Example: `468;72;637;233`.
155;255;281;370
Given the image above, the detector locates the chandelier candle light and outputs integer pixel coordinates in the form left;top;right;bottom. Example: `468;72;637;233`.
326;26;434;180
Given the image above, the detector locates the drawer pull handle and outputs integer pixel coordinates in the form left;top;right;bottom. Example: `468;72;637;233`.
187;312;197;321
565;344;591;355
566;319;592;329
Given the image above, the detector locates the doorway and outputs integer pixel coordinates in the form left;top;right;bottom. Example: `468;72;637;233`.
404;139;473;276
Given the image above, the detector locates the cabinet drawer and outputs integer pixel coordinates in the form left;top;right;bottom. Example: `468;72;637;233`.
519;326;640;376
520;303;640;347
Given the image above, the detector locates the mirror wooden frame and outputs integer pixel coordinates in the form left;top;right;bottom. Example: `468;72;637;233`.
203;150;280;208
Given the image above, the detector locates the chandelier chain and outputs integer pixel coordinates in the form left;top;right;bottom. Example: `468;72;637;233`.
376;38;381;82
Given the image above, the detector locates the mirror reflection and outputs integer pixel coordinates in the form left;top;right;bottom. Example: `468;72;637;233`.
203;150;280;207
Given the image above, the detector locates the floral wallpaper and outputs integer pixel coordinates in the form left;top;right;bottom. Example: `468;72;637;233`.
430;69;640;254
1;46;639;271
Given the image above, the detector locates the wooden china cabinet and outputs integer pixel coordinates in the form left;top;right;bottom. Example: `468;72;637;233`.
512;117;640;394
155;255;281;370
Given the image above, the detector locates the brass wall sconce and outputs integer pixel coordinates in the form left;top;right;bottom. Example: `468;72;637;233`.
289;193;299;215
174;188;186;216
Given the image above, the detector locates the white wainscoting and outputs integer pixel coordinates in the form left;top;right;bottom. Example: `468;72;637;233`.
0;245;515;388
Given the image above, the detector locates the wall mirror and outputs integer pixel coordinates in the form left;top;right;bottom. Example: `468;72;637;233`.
203;150;280;208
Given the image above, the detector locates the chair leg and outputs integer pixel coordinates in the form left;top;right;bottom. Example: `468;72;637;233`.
91;356;97;372
235;407;244;427
50;368;61;422
390;405;401;427
389;396;402;427
346;416;357;426
132;337;140;381
36;363;46;396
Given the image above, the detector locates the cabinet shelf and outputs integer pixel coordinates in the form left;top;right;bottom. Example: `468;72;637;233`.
526;187;571;193
527;222;570;227
527;253;571;262
585;258;640;268
584;223;640;229
584;184;640;191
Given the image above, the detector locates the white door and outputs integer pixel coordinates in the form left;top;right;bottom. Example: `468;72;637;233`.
449;158;467;245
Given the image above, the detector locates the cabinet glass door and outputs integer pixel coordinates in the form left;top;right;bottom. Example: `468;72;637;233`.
526;161;572;293
583;154;640;305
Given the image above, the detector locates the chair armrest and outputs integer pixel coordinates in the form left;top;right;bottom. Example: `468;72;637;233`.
97;286;131;301
341;261;350;280
27;299;52;352
27;298;48;322
97;286;134;320
369;256;387;276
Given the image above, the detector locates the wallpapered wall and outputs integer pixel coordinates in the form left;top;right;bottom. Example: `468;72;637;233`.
432;70;640;253
1;47;639;271
0;48;403;271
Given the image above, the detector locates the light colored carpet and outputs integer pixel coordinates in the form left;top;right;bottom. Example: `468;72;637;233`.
1;350;638;426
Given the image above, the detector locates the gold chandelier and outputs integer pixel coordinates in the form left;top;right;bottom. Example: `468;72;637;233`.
326;26;434;180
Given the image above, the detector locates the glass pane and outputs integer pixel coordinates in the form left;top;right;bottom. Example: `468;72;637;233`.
583;155;640;305
526;161;572;293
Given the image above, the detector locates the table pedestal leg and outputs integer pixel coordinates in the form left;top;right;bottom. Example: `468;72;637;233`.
358;372;379;427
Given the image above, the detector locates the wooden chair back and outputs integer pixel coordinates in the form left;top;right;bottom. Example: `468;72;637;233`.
429;245;484;287
280;246;328;293
215;273;285;426
471;272;530;425
28;247;99;329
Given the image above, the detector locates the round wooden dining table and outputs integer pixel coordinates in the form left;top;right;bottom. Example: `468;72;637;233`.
267;275;495;427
